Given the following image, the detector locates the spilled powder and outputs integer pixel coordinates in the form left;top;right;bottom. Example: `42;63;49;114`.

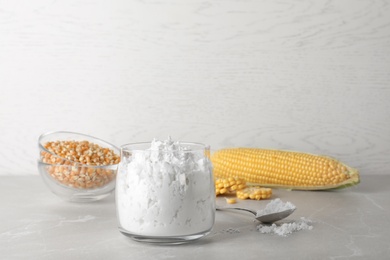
221;228;240;234
256;199;313;236
257;217;313;236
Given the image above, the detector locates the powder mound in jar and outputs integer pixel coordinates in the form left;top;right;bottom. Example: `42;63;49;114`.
256;198;296;218
257;217;313;236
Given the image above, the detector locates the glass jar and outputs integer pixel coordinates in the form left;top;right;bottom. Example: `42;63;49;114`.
115;140;215;244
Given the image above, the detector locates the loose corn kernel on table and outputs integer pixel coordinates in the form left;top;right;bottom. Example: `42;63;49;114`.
1;175;389;259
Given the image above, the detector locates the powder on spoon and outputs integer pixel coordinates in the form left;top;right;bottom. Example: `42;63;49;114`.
256;198;296;218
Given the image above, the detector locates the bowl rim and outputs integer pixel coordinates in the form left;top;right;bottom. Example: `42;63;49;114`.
38;131;120;166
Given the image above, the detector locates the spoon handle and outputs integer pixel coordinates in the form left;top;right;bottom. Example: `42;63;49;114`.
216;206;257;216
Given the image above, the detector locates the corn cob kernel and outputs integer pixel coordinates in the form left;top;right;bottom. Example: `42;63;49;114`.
236;187;272;200
215;177;246;195
211;148;360;190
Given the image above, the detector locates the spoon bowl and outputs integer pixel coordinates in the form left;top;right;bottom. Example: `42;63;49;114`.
256;208;296;223
216;206;296;223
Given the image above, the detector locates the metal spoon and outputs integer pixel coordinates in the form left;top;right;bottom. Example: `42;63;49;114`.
216;206;296;223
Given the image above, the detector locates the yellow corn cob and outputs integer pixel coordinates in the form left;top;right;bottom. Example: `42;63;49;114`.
211;148;360;190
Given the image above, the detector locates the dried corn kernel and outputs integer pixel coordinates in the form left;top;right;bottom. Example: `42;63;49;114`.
42;140;120;166
215;177;246;195
236;187;272;200
225;198;237;204
41;140;120;189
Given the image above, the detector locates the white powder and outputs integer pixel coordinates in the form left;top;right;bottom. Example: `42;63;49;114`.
257;217;313;236
256;198;296;218
116;138;215;237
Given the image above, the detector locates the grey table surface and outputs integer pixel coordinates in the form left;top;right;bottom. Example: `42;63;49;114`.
1;175;389;260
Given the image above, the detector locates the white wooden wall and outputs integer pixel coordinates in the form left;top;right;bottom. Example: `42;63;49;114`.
1;0;389;175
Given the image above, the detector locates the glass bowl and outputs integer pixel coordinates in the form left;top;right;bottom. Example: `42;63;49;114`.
38;161;118;202
38;131;120;202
